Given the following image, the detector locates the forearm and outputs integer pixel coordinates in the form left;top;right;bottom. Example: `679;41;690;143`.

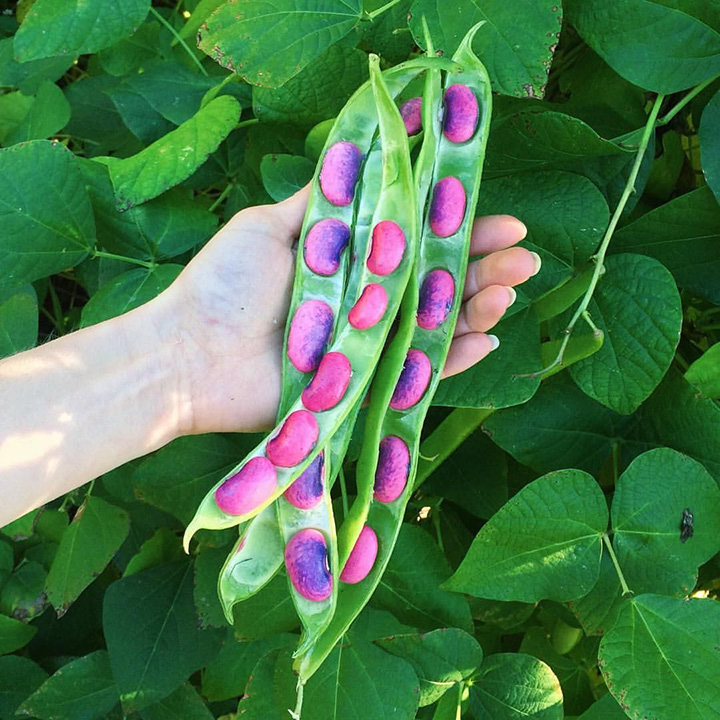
0;293;189;527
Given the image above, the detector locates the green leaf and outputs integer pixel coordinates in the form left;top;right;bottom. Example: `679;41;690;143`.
376;629;483;706
233;648;298;719
0;140;93;283
565;0;720;93
123;527;184;578
0;656;48;719
14;0;151;61
260;154;314;202
0;284;37;359
103;561;222;712
45;496;130;616
611;448;720;595
0;540;12;588
198;0;363;88
108;95;240;209
613;185;720;304
253;43;368;127
373;524;473;632
0;613;36;654
359;0;413;64
138;682;213;720
0;36;72;93
80;265;183;327
232;572;299;642
577;692;630;720
685;342;720;399
409;0;561;98
97;20;169;77
599;594;720;719
468;653;563;720
17;650;119;720
700;88;720;203
4;80;70;145
568;552;623;637
193;545;229;628
0;560;48;622
0;90;33;144
444;470;608;603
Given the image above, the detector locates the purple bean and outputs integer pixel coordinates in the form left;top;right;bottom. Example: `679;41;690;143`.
301;352;352;412
429;176;466;238
266;410;319;467
443;84;479;143
373;436;410;503
348;283;388;330
303;218;351;276
389;349;432;411
319;141;363;206
340;525;378;584
417;269;455;329
284;454;324;510
287;299;334;373
367;220;405;275
285;528;333;602
400;97;422;136
215;457;277;516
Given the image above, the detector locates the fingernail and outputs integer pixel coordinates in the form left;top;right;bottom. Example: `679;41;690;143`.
504;286;517;307
529;251;542;276
488;334;500;352
515;219;528;239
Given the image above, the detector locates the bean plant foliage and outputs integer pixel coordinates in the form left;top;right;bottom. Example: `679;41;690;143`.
1;0;720;719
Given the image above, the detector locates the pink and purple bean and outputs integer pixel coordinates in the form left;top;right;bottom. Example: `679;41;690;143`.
285;528;333;602
284;454;324;510
367;220;406;275
417;269;455;329
303;219;351;276
400;97;422;136
348;283;388;330
429;176;466;238
389;349;432;411
443;84;479;143
215;457;277;516
373;436;411;503
287;299;334;373
266;410;319;467
301;352;352;412
340;525;378;584
319;141;363;206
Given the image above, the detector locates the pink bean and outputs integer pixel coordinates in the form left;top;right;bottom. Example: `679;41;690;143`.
319;141;363;206
340;525;378;584
266;410;319;467
348;283;388;330
367;220;405;275
400;97;422;136
389;349;432;411
373;436;410;503
443;84;479;143
429;177;466;238
302;352;352;412
215;457;277;516
417;269;455;329
303;219;351;276
284;454;324;509
285;528;333;602
287;299;334;373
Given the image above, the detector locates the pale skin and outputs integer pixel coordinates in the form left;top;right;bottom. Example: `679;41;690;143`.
0;185;539;528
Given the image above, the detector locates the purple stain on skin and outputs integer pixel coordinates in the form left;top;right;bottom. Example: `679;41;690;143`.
390;349;432;411
417;269;455;329
443;84;479;143
215;457;277;516
348;283;388;330
285;528;333;602
265;410;319;467
284;454;324;509
302;352;352;412
303;218;351;276
287;299;334;373
340;525;378;584
367;220;405;275
429;177;466;238
373;436;410;503
400;97;422;136
319;141;363;206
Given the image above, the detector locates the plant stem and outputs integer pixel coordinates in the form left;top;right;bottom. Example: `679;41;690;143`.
47;281;65;334
289;679;304;719
529;92;665;377
236;118;260;130
657;73;720;126
209;184;233;213
92;249;156;270
339;468;349;518
603;533;632;597
149;6;208;76
366;0;404;21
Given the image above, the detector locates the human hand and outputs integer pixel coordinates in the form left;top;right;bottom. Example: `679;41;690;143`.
160;185;538;435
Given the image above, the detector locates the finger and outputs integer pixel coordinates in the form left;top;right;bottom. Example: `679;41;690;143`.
273;183;312;241
463;247;541;301
441;332;499;379
454;285;516;337
470;214;527;255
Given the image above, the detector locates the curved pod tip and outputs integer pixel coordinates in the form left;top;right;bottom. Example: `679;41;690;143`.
340;525;379;584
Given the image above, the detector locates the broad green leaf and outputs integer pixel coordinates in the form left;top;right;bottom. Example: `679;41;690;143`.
138;682;213;720
253;43;368;127
260;154;314;202
409;0;561;97
568;254;682;414
103;562;223;712
0;613;36;654
14;0;151;61
0;36;72;93
444;470;608;602
4;80;70;145
232;572;299;642
0;284;37;359
568;553;623;637
17;650;119;720
0;508;41;541
470;597;536;631
700;88;720;203
177;0;226;42
98;20;169;77
613;185;720;304
372;525;472;632
376;629;483;706
599;595;720;719
565;0;720;93
577;692;630;720
0;90;33;144
123;527;184;578
360;0;414;64
103;82;176;145
193;545;229;628
108;95;240;209
0;140;93;283
0;656;48;719
611;448;720;595
685;342;720;399
0;541;12;588
469;653;563;720
198;0;363;88
80;264;183;327
0;560;48;622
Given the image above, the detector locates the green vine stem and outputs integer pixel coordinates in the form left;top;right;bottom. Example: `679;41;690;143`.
657;72;720;126
149;6;208;76
208;184;233;213
92;249;156;270
364;0;405;21
603;533;633;597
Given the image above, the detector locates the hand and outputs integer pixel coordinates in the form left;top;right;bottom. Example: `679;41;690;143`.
161;185;538;435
